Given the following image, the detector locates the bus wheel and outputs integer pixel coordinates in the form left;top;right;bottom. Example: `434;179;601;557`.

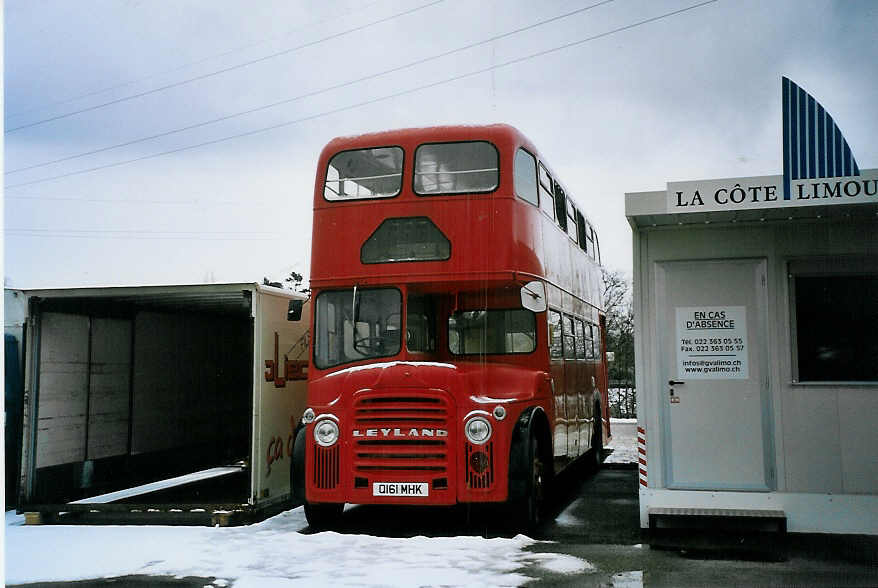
304;502;343;531
592;405;603;471
519;431;546;533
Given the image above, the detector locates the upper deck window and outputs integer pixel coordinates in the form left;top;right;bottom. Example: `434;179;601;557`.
414;141;499;195
514;149;539;206
538;163;555;219
566;199;578;243
553;182;568;232
324;146;403;201
586;225;596;260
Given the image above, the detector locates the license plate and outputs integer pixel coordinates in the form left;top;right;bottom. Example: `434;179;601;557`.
372;482;429;497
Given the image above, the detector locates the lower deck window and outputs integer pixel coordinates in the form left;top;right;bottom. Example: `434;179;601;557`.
449;309;535;355
793;274;878;382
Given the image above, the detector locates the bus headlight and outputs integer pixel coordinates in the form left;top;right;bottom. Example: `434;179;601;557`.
464;416;492;445
314;419;340;447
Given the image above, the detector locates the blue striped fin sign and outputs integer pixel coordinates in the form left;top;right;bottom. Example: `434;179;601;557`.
782;77;860;200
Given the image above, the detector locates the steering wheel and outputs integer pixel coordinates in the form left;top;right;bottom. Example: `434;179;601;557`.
353;335;384;353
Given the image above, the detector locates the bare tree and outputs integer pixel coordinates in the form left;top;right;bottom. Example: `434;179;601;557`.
263;271;310;294
602;268;636;418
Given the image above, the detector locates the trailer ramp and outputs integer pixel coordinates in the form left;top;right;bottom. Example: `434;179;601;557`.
23;463;267;527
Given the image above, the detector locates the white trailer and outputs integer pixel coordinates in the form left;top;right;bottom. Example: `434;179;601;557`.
13;283;310;525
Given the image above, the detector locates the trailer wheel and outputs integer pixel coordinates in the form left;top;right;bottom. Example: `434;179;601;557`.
304;502;343;531
592;404;603;471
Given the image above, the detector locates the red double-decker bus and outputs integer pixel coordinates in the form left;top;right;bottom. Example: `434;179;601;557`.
291;124;609;530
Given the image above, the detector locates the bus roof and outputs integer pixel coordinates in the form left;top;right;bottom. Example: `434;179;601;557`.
319;124;531;157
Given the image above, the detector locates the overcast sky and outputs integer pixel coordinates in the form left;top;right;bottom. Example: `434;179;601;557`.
4;0;878;289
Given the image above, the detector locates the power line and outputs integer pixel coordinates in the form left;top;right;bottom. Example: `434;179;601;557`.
5;1;719;191
6;228;280;241
4;0;387;122
9;227;273;234
7;0;615;175
5;0;444;134
5;193;262;206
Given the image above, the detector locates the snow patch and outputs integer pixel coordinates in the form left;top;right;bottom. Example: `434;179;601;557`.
612;570;644;587
605;420;638;464
553;499;583;527
5;508;591;586
525;552;595;574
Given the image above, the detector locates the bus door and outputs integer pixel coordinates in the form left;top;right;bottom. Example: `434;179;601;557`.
655;259;774;491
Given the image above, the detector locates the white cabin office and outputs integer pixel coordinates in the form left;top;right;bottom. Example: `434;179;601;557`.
626;78;877;536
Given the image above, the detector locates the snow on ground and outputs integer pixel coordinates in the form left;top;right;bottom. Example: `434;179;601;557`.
605;418;638;464
5;508;592;586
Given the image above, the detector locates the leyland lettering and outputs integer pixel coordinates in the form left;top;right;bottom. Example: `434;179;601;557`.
352;428;448;438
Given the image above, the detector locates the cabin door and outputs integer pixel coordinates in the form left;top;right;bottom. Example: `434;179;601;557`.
655;259;774;491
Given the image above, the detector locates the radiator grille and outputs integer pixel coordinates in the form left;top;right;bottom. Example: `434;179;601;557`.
352;391;451;476
465;441;494;490
313;444;340;489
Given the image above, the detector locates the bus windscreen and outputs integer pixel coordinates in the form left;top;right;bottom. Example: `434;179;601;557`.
314;288;402;368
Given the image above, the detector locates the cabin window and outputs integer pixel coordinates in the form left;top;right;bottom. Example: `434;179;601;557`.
414;141;499;195
538;164;555;219
548;310;563;359
448;309;536;355
324;146;403;200
791;272;878;382
562;314;576;360
514;149;539;206
314;288;401;369
406;294;436;353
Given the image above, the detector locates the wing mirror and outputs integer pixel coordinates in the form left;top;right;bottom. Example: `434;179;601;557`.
520;280;547;313
287;299;304;321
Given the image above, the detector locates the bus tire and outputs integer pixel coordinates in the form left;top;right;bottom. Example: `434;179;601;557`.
290;426;306;505
516;429;547;533
592;403;603;471
304;502;343;531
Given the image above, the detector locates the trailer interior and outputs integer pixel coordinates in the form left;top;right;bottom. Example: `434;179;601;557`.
20;287;257;523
